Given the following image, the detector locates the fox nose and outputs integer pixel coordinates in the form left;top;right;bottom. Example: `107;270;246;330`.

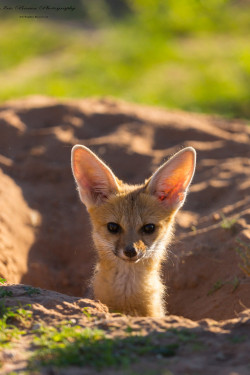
124;245;137;258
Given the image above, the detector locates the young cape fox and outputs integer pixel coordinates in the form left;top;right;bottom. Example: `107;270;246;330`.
71;145;196;317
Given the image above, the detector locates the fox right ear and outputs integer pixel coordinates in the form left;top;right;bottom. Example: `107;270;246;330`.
71;145;119;209
146;147;196;212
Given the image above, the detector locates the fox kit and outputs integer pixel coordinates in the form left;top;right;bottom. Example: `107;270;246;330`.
71;145;196;317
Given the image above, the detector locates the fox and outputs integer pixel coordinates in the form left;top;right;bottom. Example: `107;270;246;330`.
71;145;196;317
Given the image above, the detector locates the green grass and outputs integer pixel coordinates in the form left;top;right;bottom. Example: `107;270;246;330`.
229;335;248;344
168;328;196;342
23;286;41;296
31;324;179;370
0;298;206;372
0;1;250;118
0;288;13;298
0;298;198;371
82;307;92;320
0;302;32;347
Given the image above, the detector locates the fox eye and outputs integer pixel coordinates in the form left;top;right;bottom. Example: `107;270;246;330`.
107;222;121;234
142;223;155;234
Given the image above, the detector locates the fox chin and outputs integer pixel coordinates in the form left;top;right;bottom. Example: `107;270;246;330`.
71;145;196;317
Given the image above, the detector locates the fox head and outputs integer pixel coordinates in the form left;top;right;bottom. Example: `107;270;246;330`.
71;145;196;264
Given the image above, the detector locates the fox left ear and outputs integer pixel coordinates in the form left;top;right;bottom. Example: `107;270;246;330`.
71;145;119;209
146;147;196;211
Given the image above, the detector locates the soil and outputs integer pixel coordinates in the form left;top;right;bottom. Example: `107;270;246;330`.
0;96;249;374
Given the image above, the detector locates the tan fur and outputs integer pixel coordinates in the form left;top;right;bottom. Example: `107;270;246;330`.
89;187;174;317
71;146;196;317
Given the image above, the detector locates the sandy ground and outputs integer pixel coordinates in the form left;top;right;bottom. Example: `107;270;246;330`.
0;96;249;374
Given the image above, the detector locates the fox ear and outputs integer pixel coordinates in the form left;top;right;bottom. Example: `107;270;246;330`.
71;145;119;208
146;147;196;211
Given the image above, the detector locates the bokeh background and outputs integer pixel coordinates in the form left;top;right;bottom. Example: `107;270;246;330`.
0;0;250;119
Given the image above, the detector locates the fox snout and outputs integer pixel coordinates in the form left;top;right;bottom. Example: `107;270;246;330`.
123;244;141;260
124;244;137;259
120;240;147;262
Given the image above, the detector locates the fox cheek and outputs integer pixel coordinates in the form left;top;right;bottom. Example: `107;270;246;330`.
112;236;123;256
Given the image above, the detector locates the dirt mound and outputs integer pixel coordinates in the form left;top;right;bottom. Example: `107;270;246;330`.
0;169;36;284
0;96;250;374
1;285;250;375
0;96;249;321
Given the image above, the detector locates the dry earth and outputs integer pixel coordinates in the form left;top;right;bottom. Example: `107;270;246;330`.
0;96;249;374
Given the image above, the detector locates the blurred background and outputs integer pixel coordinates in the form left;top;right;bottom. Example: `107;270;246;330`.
0;0;250;119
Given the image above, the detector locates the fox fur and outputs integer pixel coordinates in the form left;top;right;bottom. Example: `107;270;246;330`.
71;145;196;317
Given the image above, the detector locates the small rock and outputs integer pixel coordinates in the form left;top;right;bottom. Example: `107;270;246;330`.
216;352;226;361
212;213;220;221
32;323;41;330
2;350;15;360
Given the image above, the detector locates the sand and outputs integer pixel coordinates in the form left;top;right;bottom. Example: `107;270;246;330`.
0;96;249;374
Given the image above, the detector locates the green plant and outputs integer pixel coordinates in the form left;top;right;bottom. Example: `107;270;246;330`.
0;289;13;298
220;213;238;230
0;278;6;284
23;286;41;296
236;239;250;276
0;302;32;347
229;335;247;344
207;280;224;296
31;326;179;370
231;276;240;292
207;276;240;295
82;307;92;320
168;328;196;342
125;325;133;334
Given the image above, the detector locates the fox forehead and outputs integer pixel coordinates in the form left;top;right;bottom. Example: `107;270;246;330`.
89;185;173;229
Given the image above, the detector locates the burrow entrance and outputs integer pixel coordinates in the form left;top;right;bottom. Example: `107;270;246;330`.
0;97;249;321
